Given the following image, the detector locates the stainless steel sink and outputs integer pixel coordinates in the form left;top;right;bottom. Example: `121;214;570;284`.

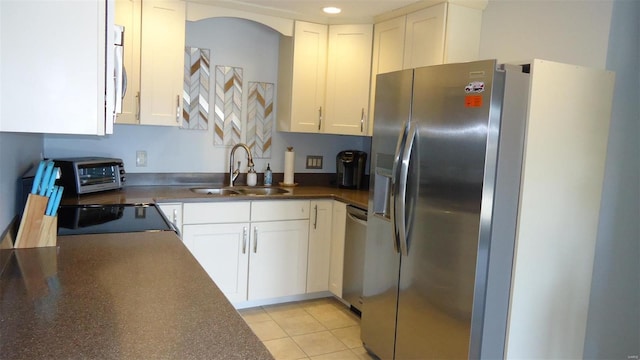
235;187;290;195
189;187;290;196
190;188;241;195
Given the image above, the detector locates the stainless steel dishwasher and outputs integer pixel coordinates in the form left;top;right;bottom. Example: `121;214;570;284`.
343;205;368;314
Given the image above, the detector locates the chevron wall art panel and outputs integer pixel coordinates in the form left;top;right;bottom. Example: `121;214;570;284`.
214;65;243;146
182;47;210;130
247;82;274;159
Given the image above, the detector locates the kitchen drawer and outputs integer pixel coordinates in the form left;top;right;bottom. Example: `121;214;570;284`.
251;200;310;222
183;202;251;224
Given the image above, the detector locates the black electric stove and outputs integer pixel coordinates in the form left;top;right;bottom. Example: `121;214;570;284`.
57;204;175;236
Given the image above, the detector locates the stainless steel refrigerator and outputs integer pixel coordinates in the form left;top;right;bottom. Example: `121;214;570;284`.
362;59;531;359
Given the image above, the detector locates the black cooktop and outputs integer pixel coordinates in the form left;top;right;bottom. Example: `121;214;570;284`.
57;204;174;236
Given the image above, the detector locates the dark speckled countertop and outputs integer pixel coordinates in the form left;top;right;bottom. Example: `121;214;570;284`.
61;185;370;210
0;231;273;359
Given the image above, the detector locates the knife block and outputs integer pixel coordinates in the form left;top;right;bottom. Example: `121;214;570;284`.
14;194;57;249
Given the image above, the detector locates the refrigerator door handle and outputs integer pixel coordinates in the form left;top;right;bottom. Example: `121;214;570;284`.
390;121;409;254
397;122;417;257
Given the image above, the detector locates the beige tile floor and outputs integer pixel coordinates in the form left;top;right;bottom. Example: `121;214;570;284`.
239;297;375;360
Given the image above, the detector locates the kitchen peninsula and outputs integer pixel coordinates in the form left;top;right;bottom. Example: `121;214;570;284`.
0;231;273;359
1;184;369;358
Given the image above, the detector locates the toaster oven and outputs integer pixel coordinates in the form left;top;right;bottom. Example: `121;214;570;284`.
53;157;126;195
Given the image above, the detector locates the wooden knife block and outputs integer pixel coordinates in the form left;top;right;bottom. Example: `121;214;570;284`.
14;194;57;249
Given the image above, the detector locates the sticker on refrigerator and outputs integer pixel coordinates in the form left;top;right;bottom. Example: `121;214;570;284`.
465;81;485;93
465;95;483;108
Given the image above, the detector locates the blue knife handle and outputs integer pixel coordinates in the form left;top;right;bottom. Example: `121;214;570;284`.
44;167;59;197
49;186;64;216
39;161;55;196
31;160;46;194
45;186;59;216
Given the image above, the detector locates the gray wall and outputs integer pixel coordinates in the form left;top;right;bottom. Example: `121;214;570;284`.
44;18;371;175
479;0;612;68
584;0;640;357
0;133;43;232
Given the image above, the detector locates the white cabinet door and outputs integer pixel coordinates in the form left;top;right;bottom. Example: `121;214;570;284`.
183;202;251;225
140;0;185;126
442;3;483;64
182;223;250;303
115;0;142;124
329;201;347;297
277;21;328;133
403;3;446;69
369;16;406;134
369;3;483;135
248;220;309;301
251;200;310;222
371;17;406;75
0;1;111;135
307;200;333;293
324;24;373;136
157;203;183;233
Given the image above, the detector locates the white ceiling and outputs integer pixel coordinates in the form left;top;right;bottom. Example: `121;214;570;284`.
189;0;425;24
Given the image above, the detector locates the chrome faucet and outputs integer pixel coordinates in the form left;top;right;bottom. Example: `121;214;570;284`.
228;143;254;187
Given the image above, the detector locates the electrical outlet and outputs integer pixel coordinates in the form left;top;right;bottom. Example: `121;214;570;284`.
136;150;147;167
306;155;323;169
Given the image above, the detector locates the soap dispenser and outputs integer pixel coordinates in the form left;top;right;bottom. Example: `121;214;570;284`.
264;163;273;186
247;165;257;186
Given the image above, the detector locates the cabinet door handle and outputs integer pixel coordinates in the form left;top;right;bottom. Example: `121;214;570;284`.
172;209;178;225
318;106;322;131
176;95;181;123
313;204;318;230
360;108;365;132
253;227;258;253
135;91;140;121
242;226;247;254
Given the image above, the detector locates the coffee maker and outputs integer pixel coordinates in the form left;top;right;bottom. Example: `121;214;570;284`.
336;150;367;189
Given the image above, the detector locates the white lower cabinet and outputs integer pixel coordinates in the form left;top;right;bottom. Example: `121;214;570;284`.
329;201;347;297
307;200;333;293
182;200;310;305
182;222;249;303
248;220;309;301
157;203;183;233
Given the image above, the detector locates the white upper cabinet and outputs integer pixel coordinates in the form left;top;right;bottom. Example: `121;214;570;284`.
114;0;185;126
277;21;328;133
403;3;447;69
404;2;484;68
140;0;186;126
0;0;114;135
278;21;373;136
324;25;374;136
371;16;406;76
369;1;485;134
115;0;142;125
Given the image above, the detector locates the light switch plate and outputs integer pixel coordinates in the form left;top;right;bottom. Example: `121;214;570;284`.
306;155;323;169
136;150;147;167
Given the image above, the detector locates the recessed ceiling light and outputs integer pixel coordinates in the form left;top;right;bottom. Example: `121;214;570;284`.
323;6;342;14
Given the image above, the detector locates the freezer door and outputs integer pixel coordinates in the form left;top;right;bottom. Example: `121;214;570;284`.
394;60;501;359
361;69;413;360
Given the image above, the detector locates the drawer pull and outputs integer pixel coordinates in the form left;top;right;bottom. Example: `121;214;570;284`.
242;226;247;254
313;204;318;230
253;227;258;253
176;95;181;123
